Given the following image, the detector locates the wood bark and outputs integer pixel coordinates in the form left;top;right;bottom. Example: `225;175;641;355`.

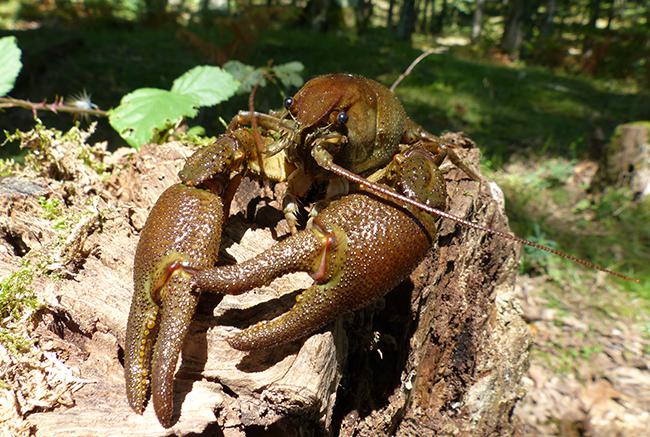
471;0;485;42
396;0;417;40
143;0;169;24
588;0;602;28
540;0;557;36
302;0;334;32
386;0;397;28
354;0;373;32
433;0;447;34
595;122;650;201
500;0;528;58
1;135;530;436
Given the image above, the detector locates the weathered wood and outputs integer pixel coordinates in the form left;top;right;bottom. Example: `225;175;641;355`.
0;135;529;436
595;121;650;201
334;135;529;436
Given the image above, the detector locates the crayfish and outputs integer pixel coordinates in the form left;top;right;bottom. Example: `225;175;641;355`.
123;73;635;428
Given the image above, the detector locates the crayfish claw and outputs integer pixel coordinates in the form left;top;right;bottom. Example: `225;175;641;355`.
125;184;224;427
151;268;199;428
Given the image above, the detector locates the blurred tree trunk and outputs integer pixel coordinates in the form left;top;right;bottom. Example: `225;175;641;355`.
303;0;334;31
556;0;568;30
541;0;557;36
471;0;485;41
522;0;541;45
432;0;447;34
605;3;613;29
199;0;211;25
588;0;602;28
387;0;397;28
397;0;417;40
355;0;373;32
419;0;430;32
605;0;619;29
143;0;169;23
427;0;437;32
500;0;538;58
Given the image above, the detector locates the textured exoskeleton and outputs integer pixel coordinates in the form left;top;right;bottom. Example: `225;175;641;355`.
228;73;479;196
124;183;224;427
125;73;473;428
192;187;443;350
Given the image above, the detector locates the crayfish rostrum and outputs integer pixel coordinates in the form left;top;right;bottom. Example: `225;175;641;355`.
124;73;631;428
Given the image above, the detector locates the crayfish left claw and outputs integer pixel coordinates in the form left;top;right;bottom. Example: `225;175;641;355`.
125;184;224;427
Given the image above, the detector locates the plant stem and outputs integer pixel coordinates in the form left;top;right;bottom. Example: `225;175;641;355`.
0;97;108;118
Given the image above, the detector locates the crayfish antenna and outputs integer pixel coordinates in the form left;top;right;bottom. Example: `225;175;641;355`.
326;162;640;283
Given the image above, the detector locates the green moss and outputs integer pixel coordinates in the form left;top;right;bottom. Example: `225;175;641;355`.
0;266;38;320
0;328;34;354
38;196;68;230
38;196;63;220
0;265;39;355
78;145;106;175
5;122;106;179
0;158;17;176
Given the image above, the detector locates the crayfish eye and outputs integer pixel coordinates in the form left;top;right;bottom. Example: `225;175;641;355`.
283;97;294;110
336;111;348;126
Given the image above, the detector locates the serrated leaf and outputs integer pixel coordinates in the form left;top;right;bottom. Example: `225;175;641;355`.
0;37;23;97
223;60;267;94
272;62;304;89
171;66;239;107
108;88;197;148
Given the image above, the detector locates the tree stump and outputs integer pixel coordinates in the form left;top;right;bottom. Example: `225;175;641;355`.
596;121;650;201
0;133;529;436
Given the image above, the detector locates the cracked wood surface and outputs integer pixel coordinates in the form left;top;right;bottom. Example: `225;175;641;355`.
0;136;529;436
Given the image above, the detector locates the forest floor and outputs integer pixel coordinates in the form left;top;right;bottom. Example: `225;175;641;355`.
492;160;650;436
514;272;650;435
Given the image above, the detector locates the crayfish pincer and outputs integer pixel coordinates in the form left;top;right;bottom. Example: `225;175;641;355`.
191;188;442;350
124;182;224;427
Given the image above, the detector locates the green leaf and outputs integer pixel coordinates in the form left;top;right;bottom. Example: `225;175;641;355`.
0;37;22;97
272;62;304;89
171;66;239;107
108;88;197;149
223;60;267;94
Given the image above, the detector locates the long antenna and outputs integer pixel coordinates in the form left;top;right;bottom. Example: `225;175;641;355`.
325;161;639;283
